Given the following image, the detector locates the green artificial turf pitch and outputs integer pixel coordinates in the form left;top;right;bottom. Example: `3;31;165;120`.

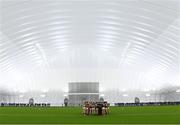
0;106;180;124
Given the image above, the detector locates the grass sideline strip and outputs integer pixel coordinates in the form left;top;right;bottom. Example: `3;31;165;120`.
0;106;180;124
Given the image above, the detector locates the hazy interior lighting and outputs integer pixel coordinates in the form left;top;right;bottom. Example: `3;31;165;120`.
176;90;180;93
146;93;151;97
19;95;24;98
19;90;27;93
41;89;49;93
100;88;104;92
63;94;67;97
40;94;46;98
100;94;105;97
123;94;128;97
121;89;127;92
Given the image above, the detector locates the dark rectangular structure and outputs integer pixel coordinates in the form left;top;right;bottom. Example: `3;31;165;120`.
68;82;99;106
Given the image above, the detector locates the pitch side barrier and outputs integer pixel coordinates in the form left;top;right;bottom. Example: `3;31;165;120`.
114;101;180;106
0;103;51;107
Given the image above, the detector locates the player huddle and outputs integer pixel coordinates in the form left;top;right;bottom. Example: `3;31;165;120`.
82;101;110;115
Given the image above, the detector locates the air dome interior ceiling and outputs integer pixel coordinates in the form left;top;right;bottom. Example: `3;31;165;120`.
0;0;179;92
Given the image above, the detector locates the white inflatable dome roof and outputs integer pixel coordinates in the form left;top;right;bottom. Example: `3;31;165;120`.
0;0;179;91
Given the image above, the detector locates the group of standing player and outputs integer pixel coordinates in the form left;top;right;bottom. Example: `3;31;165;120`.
82;101;110;115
